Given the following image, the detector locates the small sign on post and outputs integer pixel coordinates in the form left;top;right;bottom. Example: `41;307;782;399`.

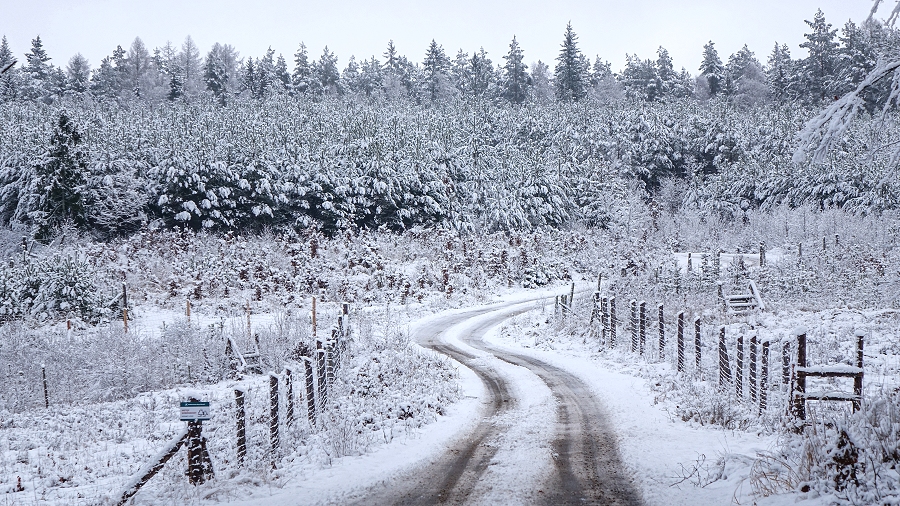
180;401;211;421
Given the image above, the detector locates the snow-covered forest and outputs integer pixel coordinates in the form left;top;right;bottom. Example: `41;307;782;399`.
2;3;900;506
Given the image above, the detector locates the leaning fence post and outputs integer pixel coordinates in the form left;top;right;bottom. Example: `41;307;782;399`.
676;312;685;373
235;389;246;465
749;333;758;403
760;340;769;416
639;301;646;355
718;326;732;389
269;373;280;463
630;300;638;353
657;304;665;359
694;317;702;373
854;330;864;412
609;297;617;347
736;334;744;398
285;368;295;427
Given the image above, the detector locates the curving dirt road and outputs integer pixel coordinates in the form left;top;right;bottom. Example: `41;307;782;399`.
359;301;643;506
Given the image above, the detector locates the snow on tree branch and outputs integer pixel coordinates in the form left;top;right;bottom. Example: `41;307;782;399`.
794;59;900;165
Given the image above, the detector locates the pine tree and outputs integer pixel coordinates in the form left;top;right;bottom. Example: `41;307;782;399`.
500;36;529;105
799;8;839;102
766;42;795;102
204;43;230;105
469;48;493;99
530;60;553;103
699;41;724;96
656;46;676;98
317;46;340;95
292;42;311;93
554;22;587;101
621;54;658;101
358;56;382;96
0;36;20;101
23;35;52;101
274;54;291;91
179;36;202;96
451;49;469;95
422;40;450;101
125;37;153;97
31;112;89;238
65;54;90;94
836;20;876;94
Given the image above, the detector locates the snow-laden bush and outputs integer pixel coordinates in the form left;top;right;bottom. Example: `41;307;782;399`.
0;253;102;321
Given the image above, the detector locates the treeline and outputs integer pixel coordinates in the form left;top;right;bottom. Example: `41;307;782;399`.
1;10;897;108
1;94;897;240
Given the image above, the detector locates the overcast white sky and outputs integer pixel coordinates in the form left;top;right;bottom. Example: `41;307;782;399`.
2;1;872;75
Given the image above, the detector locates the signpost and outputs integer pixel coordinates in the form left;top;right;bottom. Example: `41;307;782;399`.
180;400;213;484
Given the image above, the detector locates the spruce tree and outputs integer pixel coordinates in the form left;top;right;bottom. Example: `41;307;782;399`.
800;8;839;102
0;36;20;101
204;45;229;105
23;36;52;100
422;40;450;101
292;42;310;93
766;42;795;102
317;46;340;95
554;22;587;101
501;36;529;105
65;54;91;94
699;41;724;96
32;112;88;238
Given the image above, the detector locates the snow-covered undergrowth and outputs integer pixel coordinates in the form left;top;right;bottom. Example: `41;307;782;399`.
0;307;459;505
495;206;900;504
0;226;611;504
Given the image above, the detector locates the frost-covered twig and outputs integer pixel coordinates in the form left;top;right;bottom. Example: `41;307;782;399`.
794;59;900;165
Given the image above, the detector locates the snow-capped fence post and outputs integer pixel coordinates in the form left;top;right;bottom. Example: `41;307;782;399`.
185;398;213;485
303;356;316;426
589;292;599;326
749;334;758;403
630;300;638;353
269;373;280;463
609;297;617;347
676;312;685;373
41;364;48;408
759;242;766;267
316;339;327;409
822;236;826;252
718;326;732;389
285;368;295;427
657;304;665;359
235;389;246;465
327;330;336;387
759;341;769;415
639;301;646;356
735;335;744;398
793;330;807;421
122;282;129;333
782;340;791;388
186;299;191;321
694;317;702;373
854;330;864;412
246;301;252;336
687;252;692;273
312;296;317;338
596;272;602;292
598;296;608;346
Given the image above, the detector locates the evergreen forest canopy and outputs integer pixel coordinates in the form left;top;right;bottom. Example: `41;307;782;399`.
0;9;899;239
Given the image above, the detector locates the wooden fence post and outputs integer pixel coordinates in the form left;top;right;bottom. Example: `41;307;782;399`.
269;373;280;463
235;389;246;465
749;334;758;403
718;326;732;389
316;339;327;409
609;297;617;347
759;340;769;415
676;312;685;373
600;296;608;347
41;364;49;409
596;272;603;292
782;339;791;389
285;368;294;427
630;300;638;353
327;332;336;388
312;297;317;338
759;242;766;267
303;356;316;427
694;317;702;373
854;330;864;412
793;330;807;421
639;301;646;355
736;335;744;398
657;304;665;359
